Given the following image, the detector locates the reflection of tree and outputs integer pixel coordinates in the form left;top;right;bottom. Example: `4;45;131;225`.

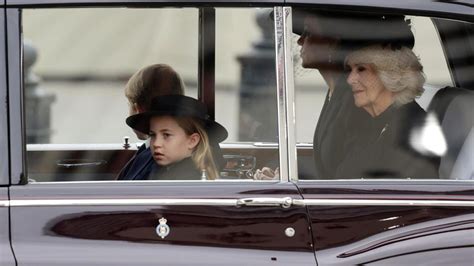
237;10;278;142
24;39;56;144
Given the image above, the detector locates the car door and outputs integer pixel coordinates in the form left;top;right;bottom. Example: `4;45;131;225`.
288;3;474;265
7;2;317;265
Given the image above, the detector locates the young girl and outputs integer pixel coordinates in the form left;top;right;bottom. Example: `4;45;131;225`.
117;64;185;181
126;95;228;180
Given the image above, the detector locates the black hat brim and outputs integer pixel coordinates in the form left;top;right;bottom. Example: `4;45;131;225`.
269;8;320;36
273;8;414;49
126;111;228;143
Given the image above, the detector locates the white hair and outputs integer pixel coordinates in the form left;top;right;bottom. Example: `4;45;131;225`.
346;45;425;106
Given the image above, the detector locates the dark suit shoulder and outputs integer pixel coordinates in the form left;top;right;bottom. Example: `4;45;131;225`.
116;144;156;181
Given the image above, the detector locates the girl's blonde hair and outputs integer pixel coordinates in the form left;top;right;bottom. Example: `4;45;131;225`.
175;117;219;180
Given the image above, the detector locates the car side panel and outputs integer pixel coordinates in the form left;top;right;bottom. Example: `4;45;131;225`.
10;182;316;266
0;188;16;266
298;182;474;265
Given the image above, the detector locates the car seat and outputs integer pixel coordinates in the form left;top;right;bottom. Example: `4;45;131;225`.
427;86;474;179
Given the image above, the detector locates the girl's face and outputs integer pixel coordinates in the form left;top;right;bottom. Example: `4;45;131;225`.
346;62;394;117
149;116;200;166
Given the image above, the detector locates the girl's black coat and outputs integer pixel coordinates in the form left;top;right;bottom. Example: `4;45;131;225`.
148;157;201;180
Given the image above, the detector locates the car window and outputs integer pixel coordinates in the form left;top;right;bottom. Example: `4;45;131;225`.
292;9;473;180
23;7;279;182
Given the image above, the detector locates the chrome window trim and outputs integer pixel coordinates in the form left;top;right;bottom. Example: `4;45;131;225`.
282;7;298;183
1;198;472;207
274;6;297;183
27;179;474;185
26;142;291;150
274;6;288;182
28;180;280;184
26;143;138;151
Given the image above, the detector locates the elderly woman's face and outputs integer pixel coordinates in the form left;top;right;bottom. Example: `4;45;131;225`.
346;62;394;117
297;16;336;69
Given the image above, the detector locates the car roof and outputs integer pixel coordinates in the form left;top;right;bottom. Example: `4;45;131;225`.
288;0;473;21
2;0;472;22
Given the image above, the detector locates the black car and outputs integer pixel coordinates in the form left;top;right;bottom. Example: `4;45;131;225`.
0;0;473;265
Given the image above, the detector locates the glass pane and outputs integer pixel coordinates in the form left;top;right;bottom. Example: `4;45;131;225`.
216;8;277;142
292;8;473;180
215;7;279;180
23;7;279;182
23;8;198;145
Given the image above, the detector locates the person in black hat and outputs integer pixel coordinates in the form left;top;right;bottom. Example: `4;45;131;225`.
126;95;228;180
255;9;418;180
297;9;421;180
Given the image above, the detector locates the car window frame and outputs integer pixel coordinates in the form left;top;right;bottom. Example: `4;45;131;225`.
7;7;24;185
434;18;474;90
11;3;293;185
288;4;474;183
8;2;473;186
0;7;8;185
286;0;473;23
0;6;2;191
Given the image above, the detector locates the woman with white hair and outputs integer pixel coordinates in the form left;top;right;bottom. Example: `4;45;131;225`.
335;42;439;179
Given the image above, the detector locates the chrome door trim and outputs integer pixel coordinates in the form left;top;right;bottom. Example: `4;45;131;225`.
7;199;239;207
292;199;474;207
1;198;472;207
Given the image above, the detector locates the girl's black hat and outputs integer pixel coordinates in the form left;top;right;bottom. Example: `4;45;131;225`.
126;95;228;142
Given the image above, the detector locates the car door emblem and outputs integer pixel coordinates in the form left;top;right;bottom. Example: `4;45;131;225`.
156;217;170;239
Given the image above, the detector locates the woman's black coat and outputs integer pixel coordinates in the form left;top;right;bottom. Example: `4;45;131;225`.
335;101;439;179
312;79;363;179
